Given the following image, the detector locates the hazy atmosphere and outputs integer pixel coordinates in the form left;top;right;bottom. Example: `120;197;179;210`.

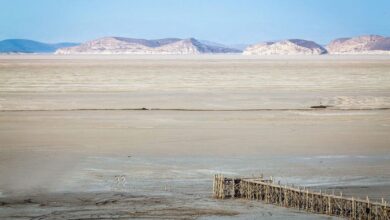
1;0;390;44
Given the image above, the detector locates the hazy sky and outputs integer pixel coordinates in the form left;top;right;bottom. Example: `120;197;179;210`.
1;0;389;44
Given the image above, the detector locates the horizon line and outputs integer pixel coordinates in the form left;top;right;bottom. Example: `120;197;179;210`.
1;33;388;46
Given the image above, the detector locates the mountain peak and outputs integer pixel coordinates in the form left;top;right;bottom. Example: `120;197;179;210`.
0;39;79;53
326;35;390;54
243;39;326;55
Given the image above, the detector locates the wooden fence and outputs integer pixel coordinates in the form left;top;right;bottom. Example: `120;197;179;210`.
213;174;389;219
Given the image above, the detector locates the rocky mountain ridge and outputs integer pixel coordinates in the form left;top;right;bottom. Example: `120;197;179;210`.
55;37;241;54
326;35;390;54
0;39;79;53
243;39;327;55
2;35;390;55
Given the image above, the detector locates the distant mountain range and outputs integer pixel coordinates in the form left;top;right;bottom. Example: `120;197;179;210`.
55;37;241;55
1;35;390;55
0;39;79;53
243;35;390;55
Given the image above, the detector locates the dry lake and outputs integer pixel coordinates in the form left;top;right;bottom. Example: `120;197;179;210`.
0;55;389;219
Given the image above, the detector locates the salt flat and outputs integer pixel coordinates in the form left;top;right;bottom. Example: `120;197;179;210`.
1;55;390;110
0;55;389;219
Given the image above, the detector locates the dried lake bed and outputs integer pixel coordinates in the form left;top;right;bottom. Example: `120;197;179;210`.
0;55;390;219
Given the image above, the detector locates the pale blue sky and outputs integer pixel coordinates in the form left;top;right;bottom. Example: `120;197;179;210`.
1;0;389;44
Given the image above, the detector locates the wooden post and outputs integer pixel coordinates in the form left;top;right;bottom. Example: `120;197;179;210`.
279;186;282;205
284;185;287;207
367;196;371;220
306;189;309;211
352;197;355;220
232;178;235;198
311;192;314;212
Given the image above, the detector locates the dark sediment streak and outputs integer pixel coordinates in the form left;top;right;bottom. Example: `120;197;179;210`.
1;107;390;112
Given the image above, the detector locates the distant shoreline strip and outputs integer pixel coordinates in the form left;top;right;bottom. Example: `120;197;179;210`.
1;107;390;112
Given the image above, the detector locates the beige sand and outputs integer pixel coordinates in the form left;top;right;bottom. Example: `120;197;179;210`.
0;55;389;219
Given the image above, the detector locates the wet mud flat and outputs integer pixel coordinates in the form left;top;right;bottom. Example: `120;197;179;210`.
1;153;389;219
0;192;238;220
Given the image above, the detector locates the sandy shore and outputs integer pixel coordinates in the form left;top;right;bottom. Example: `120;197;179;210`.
0;55;389;219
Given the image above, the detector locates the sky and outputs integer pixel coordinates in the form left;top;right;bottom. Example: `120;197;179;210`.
1;0;389;45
